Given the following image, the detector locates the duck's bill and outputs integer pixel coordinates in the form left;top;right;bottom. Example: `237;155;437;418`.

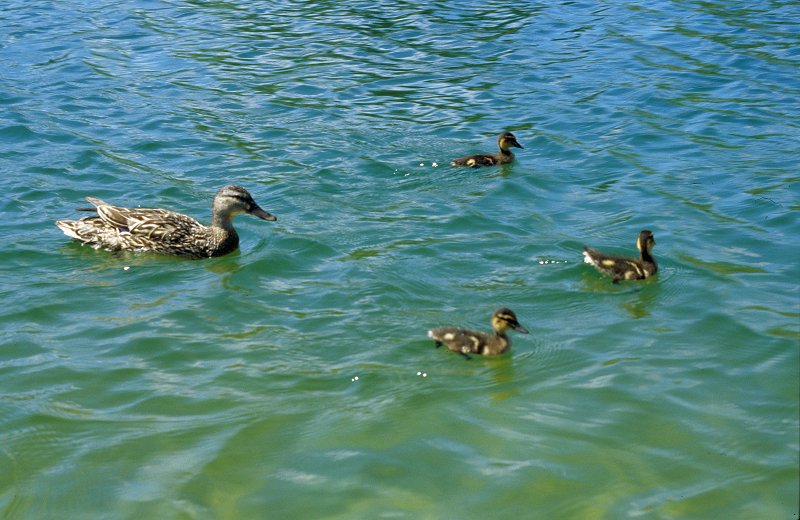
514;142;524;149
250;206;277;221
512;323;529;334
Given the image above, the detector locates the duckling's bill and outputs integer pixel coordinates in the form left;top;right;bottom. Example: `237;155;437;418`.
511;322;529;334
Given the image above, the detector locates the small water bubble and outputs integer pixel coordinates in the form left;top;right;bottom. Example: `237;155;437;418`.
419;163;425;167
432;162;438;167
537;258;566;265
123;266;131;271
351;376;359;382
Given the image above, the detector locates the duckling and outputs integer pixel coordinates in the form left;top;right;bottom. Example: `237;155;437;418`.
55;185;276;258
428;308;529;359
451;132;524;167
582;230;657;283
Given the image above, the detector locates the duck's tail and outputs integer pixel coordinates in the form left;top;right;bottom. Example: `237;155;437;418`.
55;220;81;239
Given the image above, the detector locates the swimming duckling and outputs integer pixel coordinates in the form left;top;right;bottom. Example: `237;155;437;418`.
56;185;276;258
451;132;524;167
428;308;529;359
582;230;657;283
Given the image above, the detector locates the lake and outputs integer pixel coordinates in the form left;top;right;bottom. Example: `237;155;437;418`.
1;1;798;518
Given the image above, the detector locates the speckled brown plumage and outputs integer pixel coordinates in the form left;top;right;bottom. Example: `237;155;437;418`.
56;185;276;258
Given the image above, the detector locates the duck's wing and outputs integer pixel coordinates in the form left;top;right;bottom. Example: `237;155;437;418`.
451;154;498;168
428;327;491;355
583;247;650;281
88;198;203;242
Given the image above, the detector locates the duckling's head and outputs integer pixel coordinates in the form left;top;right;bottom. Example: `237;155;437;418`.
214;185;276;221
498;132;524;152
636;230;655;254
491;308;529;334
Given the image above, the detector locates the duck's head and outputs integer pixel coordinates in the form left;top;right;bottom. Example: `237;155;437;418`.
498;132;524;152
214;185;277;221
636;230;655;254
491;308;529;334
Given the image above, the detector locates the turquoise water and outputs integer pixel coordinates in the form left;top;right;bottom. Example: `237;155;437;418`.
1;0;799;518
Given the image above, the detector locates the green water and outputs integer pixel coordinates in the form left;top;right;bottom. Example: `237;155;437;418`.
1;1;798;518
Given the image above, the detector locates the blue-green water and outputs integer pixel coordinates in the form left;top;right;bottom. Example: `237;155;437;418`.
1;1;798;518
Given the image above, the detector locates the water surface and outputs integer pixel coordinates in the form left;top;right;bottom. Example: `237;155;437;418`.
1;1;798;518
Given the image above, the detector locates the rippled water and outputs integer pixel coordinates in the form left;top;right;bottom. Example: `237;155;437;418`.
1;1;798;518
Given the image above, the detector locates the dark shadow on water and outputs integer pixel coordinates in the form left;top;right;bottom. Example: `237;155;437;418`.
579;270;661;319
621;285;659;319
58;240;246;275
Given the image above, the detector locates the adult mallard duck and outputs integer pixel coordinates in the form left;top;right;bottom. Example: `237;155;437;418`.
55;185;276;258
428;308;529;359
582;230;657;282
450;132;524;167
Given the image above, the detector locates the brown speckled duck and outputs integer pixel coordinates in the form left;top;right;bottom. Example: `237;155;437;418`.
583;230;658;283
55;185;276;258
428;308;529;359
451;132;524;167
